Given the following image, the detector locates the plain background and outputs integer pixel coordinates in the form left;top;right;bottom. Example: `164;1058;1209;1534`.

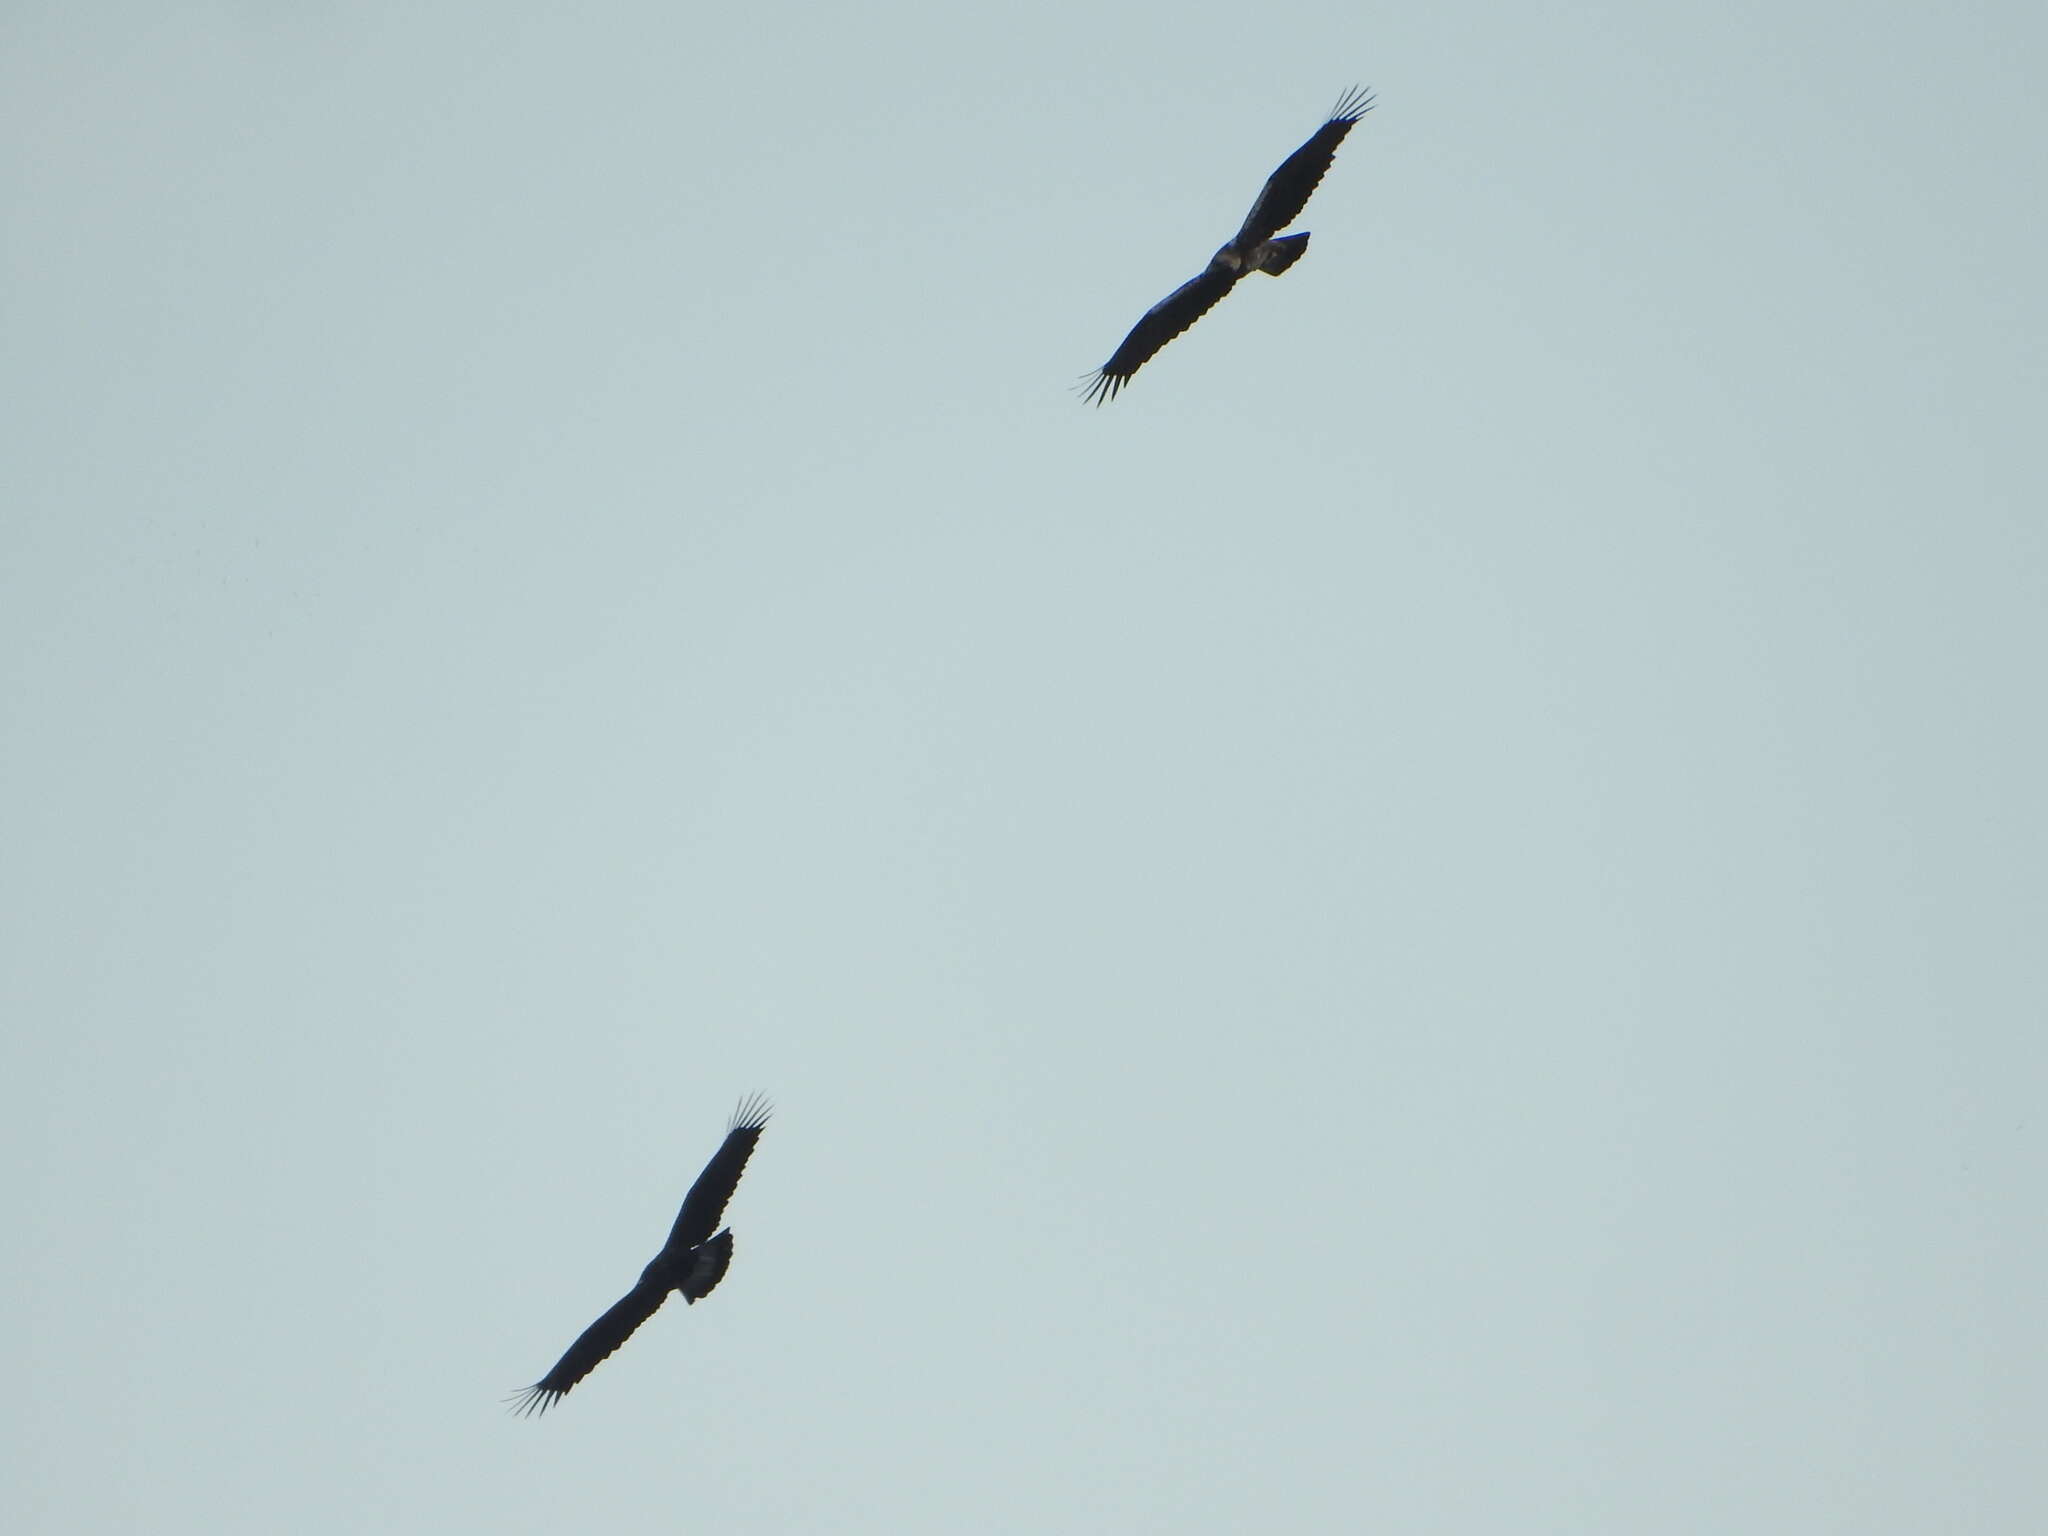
5;2;2044;1531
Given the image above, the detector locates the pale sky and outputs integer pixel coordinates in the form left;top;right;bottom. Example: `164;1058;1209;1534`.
5;2;2045;1531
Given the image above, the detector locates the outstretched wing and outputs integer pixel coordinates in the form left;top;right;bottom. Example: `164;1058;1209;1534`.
509;1282;669;1417
1083;269;1239;405
1233;86;1374;249
664;1094;771;1253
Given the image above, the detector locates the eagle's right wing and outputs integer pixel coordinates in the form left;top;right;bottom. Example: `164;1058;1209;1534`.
509;1281;670;1417
1083;268;1239;405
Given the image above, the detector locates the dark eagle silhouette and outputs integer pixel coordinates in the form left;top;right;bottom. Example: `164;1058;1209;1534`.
510;1095;770;1416
1082;87;1374;404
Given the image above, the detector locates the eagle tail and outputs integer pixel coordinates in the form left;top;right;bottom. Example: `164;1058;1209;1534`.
1255;233;1310;276
681;1229;735;1304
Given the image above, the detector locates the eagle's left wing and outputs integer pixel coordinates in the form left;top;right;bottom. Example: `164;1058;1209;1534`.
1233;86;1374;250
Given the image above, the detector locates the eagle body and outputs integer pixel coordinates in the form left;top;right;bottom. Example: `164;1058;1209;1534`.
1210;231;1308;279
636;1226;734;1303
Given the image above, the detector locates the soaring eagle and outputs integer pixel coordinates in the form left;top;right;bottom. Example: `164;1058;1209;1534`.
1082;87;1374;404
510;1095;771;1416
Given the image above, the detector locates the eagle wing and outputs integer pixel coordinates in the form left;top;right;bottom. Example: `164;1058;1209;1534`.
1232;86;1374;250
664;1094;771;1253
509;1282;670;1417
1083;269;1240;405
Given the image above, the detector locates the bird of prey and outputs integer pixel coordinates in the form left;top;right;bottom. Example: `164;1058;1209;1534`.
510;1095;771;1416
1082;87;1374;404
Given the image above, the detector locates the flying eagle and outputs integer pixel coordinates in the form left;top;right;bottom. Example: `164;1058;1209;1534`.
510;1095;771;1416
1082;87;1374;404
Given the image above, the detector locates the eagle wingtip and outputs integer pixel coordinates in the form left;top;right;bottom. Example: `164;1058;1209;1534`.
730;1092;773;1134
1331;85;1376;123
1079;369;1125;406
506;1384;563;1419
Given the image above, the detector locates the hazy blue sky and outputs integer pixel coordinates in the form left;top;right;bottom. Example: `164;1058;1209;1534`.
6;2;2044;1531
